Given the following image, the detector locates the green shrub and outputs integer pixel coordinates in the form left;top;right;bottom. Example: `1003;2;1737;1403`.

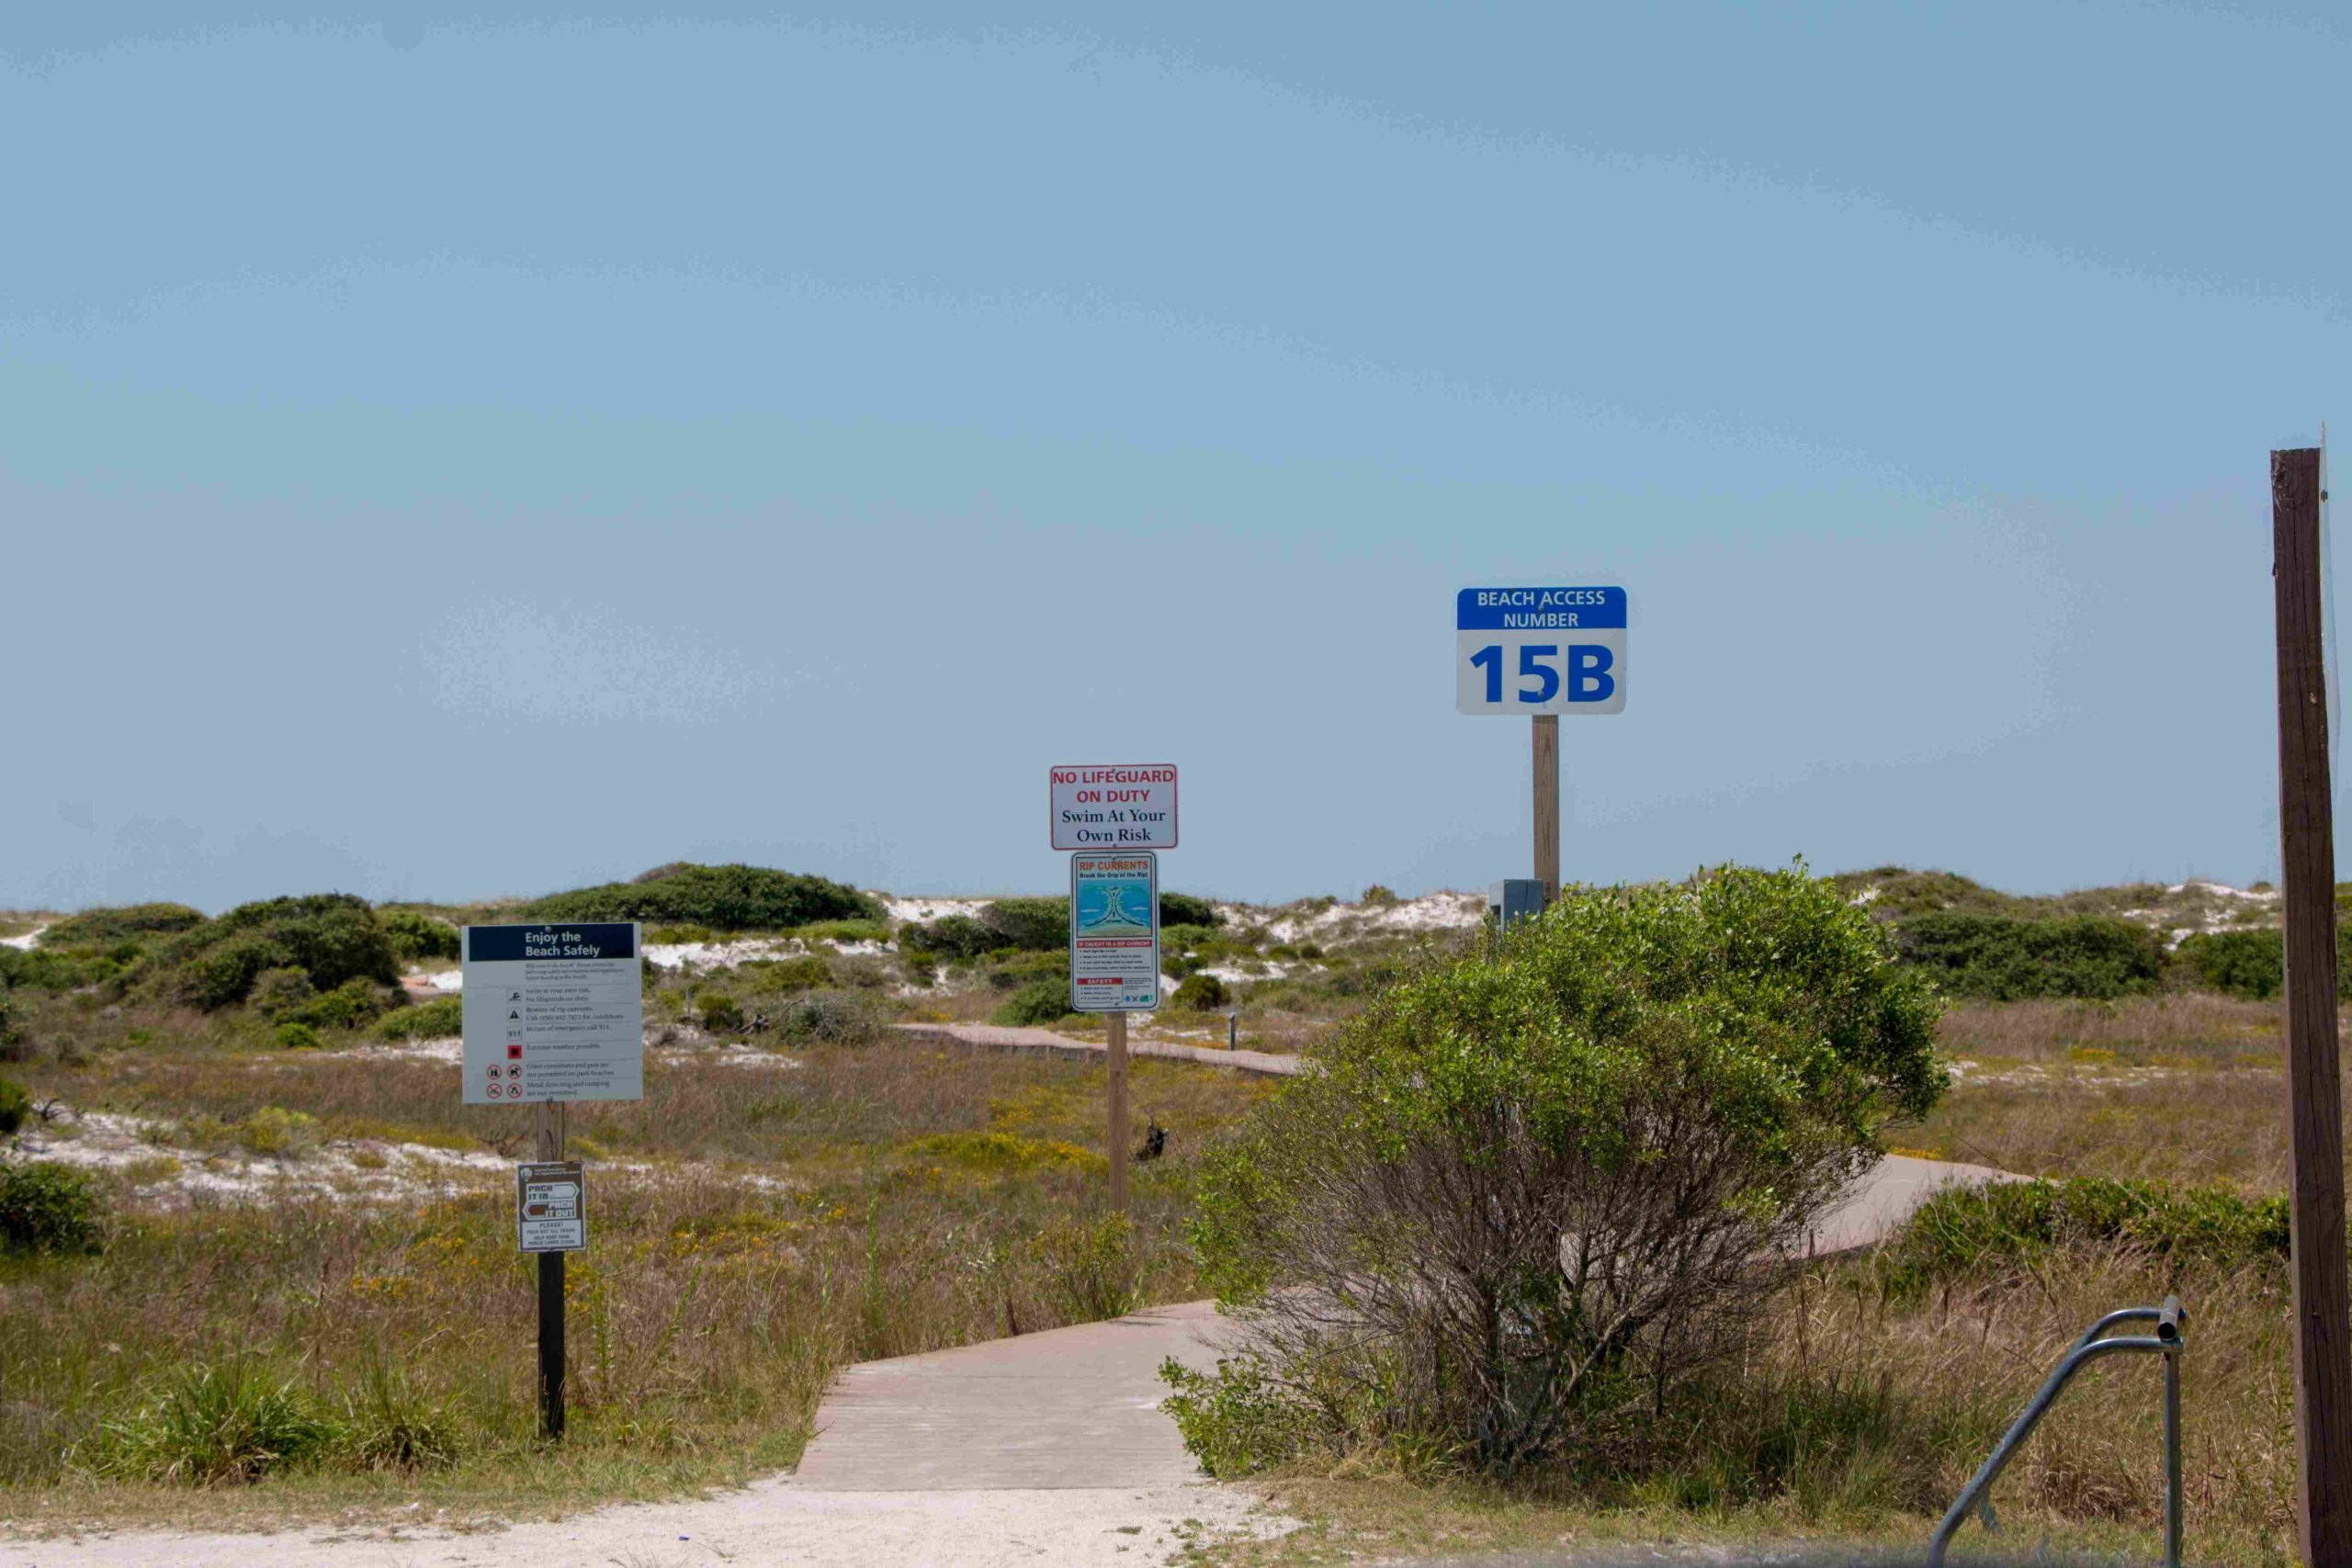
2173;926;2352;1000
272;1022;323;1052
376;909;459;964
745;953;832;994
0;1076;28;1135
375;995;461;1041
157;895;401;1010
240;1107;323;1155
1160;1354;1312;1478
1360;884;1399;908
37;903;207;947
0;988;19;1060
2175;929;2282;998
1184;864;1942;1474
248;966;315;1018
1159;893;1223;928
698;994;746;1034
901;914;999;960
0;1161;105;1253
1893;912;2165;999
984;950;1068;991
1171;973;1227;1011
79;1359;334;1484
525;863;881;931
993;977;1078;1027
0;943;135;995
281;979;395;1032
773;990;886;1044
981;898;1069;953
1874;1176;2292;1298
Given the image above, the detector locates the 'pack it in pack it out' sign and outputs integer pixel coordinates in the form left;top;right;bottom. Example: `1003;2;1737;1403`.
461;923;645;1105
1069;851;1160;1012
1455;586;1627;715
1050;763;1178;851
516;1160;585;1253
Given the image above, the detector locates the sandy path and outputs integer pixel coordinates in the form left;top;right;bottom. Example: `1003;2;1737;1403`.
0;1481;1275;1567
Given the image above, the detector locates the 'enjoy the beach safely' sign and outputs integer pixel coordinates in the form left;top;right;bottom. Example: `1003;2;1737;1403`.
462;923;644;1104
1455;586;1627;715
1069;852;1160;1012
1050;763;1178;850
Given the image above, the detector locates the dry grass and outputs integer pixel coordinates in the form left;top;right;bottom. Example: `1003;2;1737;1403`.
0;1022;1271;1526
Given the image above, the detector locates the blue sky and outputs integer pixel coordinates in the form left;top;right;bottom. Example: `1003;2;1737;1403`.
4;2;2346;911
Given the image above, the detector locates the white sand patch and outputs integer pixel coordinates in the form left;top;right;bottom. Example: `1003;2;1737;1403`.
1;925;46;952
1226;891;1487;944
2166;880;2278;901
881;896;991;924
647;937;800;969
8;1111;508;1209
0;1480;1285;1568
1199;961;1294;986
409;967;462;992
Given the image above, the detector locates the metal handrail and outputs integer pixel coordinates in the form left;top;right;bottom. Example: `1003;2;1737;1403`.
1928;1295;2186;1568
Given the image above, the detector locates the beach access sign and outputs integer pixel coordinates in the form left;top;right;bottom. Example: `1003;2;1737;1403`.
1456;586;1627;715
1069;851;1160;1012
1051;764;1178;851
461;923;644;1105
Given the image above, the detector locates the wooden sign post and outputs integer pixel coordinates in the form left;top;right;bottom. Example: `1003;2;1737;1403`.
1106;1011;1129;1214
1532;713;1561;906
2270;445;2352;1567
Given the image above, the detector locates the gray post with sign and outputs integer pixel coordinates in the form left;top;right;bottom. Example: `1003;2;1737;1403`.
1052;766;1177;1217
1456;586;1627;908
463;922;643;1440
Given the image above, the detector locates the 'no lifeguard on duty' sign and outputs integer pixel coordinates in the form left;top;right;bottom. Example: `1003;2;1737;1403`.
1455;586;1627;715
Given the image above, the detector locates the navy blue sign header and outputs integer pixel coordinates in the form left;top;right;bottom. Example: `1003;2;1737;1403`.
1456;586;1626;631
467;923;639;962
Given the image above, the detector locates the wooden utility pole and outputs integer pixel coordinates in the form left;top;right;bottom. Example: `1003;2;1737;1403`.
2272;444;2352;1567
1532;714;1561;905
1106;1010;1129;1213
535;1100;567;1441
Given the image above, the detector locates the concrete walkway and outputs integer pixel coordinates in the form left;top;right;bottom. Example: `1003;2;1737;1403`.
807;1026;2010;1494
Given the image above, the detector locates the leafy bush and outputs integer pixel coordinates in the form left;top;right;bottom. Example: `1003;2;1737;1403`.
0;987;20;1060
249;965;316;1017
1360;884;1399;908
375;995;461;1041
901;914;999;960
981;898;1069;953
79;1359;333;1484
280;979;396;1032
993;977;1078;1027
1182;864;1942;1474
984;951;1067;991
1159;893;1223;928
37;903;207;947
1874;1176;2292;1297
0;1076;28;1135
0;1161;105;1253
1893;912;2166;1000
698;995;746;1034
376;908;459;964
2175;930;2283;999
525;863;881;931
157;895;401;1010
1160;1353;1312;1478
1171;973;1227;1011
2172;927;2352;1000
272;1022;323;1052
0;943;137;995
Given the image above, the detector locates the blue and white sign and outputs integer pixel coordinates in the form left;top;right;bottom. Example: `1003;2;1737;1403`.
1456;586;1626;716
461;923;644;1105
1069;851;1160;1012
